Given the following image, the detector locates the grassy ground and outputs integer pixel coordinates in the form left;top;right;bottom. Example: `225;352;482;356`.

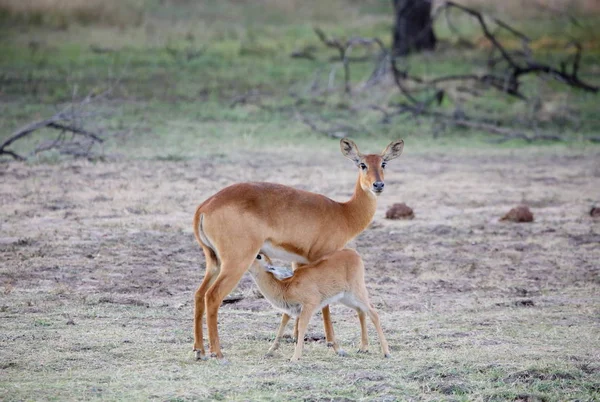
1;148;599;401
1;1;599;401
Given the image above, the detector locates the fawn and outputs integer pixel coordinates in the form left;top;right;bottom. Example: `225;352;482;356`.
249;249;391;361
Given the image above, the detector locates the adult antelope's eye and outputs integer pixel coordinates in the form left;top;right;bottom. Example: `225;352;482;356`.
359;163;367;171
256;255;262;260
381;162;387;169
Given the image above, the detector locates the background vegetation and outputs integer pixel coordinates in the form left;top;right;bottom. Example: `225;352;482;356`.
1;0;599;160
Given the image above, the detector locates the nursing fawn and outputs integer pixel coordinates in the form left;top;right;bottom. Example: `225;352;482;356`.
249;249;391;361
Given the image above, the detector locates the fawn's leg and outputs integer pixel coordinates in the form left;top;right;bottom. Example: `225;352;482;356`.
322;306;346;356
367;306;391;358
293;317;299;342
266;313;291;356
291;305;316;361
357;309;369;353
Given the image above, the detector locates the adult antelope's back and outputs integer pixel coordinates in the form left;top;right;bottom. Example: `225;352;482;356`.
193;137;404;359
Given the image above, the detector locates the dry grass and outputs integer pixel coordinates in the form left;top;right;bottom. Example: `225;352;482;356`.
1;145;599;400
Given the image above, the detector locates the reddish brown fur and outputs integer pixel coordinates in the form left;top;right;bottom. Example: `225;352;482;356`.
192;138;403;359
273;242;306;258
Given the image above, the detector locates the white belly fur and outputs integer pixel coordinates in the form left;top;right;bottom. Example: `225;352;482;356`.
261;241;309;264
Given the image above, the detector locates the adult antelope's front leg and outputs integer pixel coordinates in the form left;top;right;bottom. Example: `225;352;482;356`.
322;306;346;356
205;256;254;359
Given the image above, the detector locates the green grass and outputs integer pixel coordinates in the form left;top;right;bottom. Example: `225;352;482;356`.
1;0;598;163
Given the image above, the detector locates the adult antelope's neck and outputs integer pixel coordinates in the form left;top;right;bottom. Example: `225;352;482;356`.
341;175;377;237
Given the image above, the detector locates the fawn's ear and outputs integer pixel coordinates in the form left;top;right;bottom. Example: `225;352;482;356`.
381;139;404;162
340;138;362;165
268;265;294;280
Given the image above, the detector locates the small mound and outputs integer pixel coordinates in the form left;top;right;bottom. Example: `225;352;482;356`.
385;203;414;220
590;207;600;218
500;205;534;223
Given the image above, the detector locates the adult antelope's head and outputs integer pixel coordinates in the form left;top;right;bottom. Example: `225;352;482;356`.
340;138;404;196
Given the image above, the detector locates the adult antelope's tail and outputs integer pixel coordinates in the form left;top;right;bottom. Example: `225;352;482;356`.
193;205;203;247
193;207;219;266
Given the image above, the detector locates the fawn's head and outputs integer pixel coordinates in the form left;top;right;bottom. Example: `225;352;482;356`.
253;253;295;280
340;138;404;196
253;253;272;270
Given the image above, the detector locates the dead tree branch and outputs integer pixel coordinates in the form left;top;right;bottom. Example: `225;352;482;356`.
438;1;597;95
287;3;597;142
314;28;387;94
1;91;112;161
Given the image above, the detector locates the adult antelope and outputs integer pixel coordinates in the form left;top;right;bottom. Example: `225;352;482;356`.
192;137;404;359
250;250;391;361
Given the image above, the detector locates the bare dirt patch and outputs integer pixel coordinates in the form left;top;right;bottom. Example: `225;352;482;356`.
1;147;599;400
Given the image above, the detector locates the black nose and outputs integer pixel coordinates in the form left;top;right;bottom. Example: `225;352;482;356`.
373;181;384;191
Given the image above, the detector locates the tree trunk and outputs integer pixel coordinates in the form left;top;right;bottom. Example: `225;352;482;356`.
392;0;436;56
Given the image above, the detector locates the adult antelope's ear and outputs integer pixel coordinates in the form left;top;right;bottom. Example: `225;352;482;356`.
340;138;362;165
381;139;404;162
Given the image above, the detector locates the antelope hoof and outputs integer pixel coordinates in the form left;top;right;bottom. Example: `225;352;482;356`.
384;353;391;358
194;349;207;361
210;351;224;359
357;348;369;354
289;356;301;362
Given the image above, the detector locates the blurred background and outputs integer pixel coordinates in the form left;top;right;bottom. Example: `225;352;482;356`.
1;0;599;160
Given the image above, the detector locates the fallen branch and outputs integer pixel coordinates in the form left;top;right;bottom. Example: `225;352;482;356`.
1;91;111;161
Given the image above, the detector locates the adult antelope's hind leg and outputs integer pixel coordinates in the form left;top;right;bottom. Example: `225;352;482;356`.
193;245;219;360
322;305;346;356
266;313;291;356
205;256;255;359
